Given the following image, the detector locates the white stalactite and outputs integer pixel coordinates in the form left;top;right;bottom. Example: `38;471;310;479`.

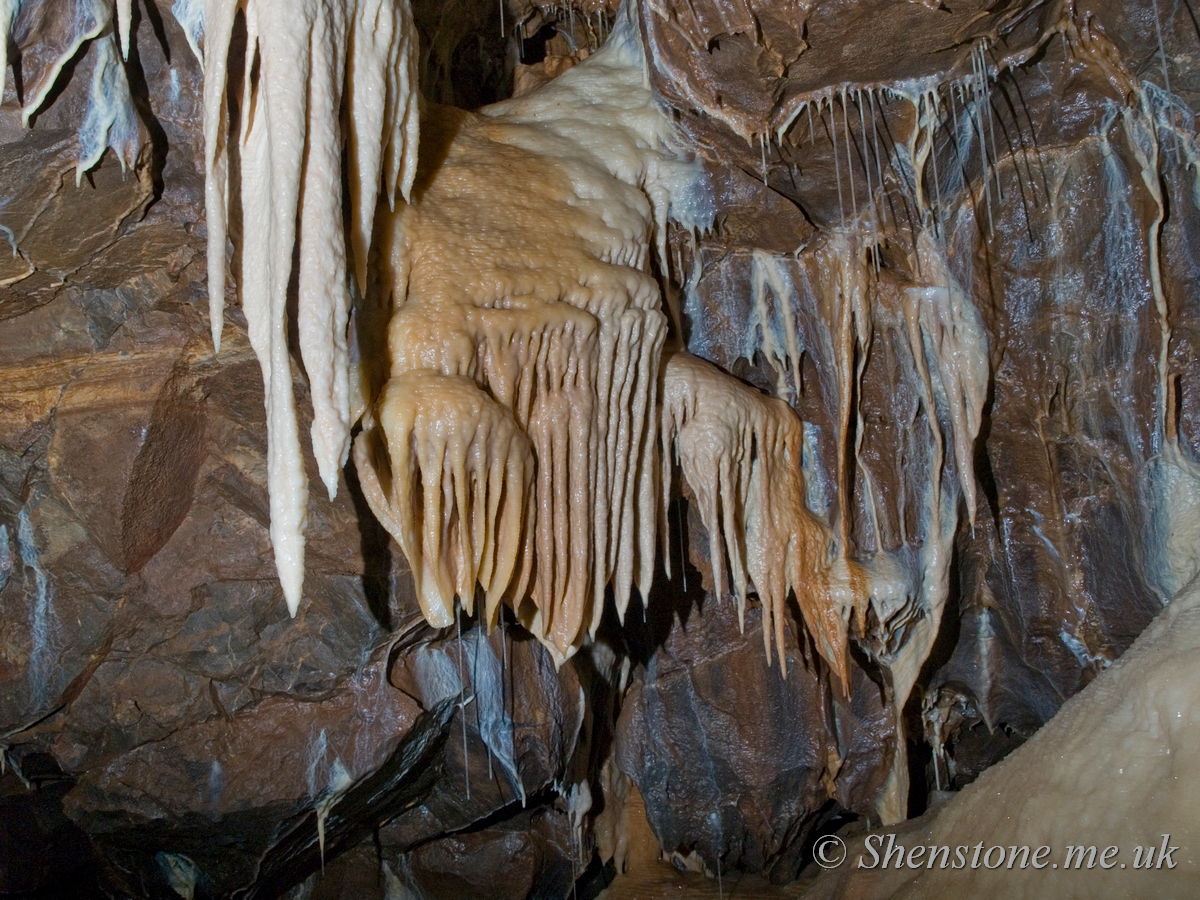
200;0;421;614
116;0;132;58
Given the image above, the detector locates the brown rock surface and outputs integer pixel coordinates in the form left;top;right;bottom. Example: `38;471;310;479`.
1;0;1199;897
614;554;893;881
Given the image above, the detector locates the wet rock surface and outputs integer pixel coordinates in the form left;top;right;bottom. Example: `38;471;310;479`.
1;0;1199;897
616;593;894;881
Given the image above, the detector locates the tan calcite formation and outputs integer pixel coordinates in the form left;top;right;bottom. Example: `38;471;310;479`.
356;96;669;659
352;23;857;667
660;350;851;682
354;370;535;631
182;0;856;674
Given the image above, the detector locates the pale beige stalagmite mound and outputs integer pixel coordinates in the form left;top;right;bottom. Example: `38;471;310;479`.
807;578;1200;900
202;0;420;615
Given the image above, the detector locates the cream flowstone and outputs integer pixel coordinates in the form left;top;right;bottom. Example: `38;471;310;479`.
186;0;984;687
660;350;853;681
356;11;699;660
180;0;870;669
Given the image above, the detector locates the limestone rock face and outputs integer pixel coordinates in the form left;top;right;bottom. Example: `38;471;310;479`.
1;0;1199;898
615;593;894;881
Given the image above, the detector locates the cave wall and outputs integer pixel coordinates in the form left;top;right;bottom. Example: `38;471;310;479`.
1;0;1199;897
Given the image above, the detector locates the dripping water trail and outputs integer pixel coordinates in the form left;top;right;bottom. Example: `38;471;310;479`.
571;820;580;900
675;498;688;592
500;607;518;804
716;829;724;899
980;45;1004;201
472;607;493;782
457;608;470;801
499;0;505;37
1151;0;1181;164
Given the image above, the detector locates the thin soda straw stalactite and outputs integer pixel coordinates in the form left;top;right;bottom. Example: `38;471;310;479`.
677;498;688;592
1151;0;1176;163
868;88;895;244
972;46;994;233
842;88;858;226
830;99;847;228
948;79;983;226
928;91;945;238
980;44;1004;201
856;89;875;233
855;88;881;274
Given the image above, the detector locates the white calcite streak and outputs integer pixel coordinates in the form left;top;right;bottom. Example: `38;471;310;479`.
171;0;205;62
904;228;988;527
200;0;420;614
76;28;140;183
20;0;109;126
1;1;140;180
0;0;17;98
